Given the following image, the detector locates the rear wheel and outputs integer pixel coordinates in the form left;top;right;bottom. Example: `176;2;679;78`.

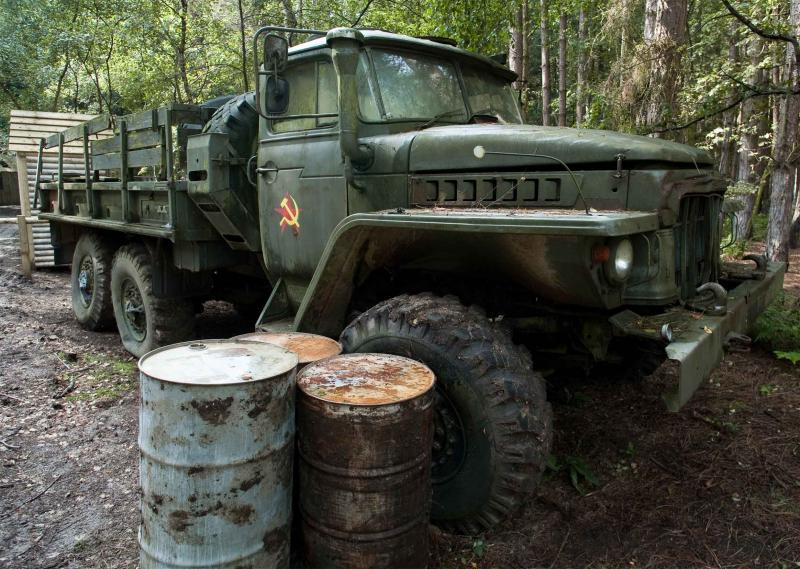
110;243;194;357
70;232;114;330
340;293;553;535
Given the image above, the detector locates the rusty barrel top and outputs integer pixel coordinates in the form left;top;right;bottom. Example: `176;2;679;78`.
297;353;435;405
234;331;342;366
139;339;297;385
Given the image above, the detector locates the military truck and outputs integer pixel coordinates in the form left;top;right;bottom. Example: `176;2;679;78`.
35;25;783;534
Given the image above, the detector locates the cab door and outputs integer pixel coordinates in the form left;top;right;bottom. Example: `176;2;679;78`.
257;57;345;283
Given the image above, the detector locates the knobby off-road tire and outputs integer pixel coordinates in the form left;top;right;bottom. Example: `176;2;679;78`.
110;244;194;358
203;92;258;165
71;232;115;331
340;293;553;535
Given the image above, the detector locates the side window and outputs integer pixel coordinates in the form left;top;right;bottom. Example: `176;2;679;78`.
272;60;338;133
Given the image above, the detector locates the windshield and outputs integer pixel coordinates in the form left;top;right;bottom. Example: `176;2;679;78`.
357;49;522;124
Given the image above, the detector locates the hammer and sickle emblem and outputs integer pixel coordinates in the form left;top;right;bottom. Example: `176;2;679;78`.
275;193;301;235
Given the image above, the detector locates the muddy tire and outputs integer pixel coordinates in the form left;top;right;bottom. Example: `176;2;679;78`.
340;293;553;535
70;232;115;331
110;244;195;357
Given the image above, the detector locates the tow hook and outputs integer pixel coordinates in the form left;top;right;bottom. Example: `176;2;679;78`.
688;282;728;316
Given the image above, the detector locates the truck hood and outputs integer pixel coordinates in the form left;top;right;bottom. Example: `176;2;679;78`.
407;124;714;172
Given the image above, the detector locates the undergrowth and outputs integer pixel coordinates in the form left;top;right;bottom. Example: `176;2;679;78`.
754;293;800;364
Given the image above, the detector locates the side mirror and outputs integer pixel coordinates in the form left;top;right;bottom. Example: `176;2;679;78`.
264;34;288;74
266;76;290;114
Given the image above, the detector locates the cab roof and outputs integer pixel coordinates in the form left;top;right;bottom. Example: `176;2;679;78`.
288;29;517;81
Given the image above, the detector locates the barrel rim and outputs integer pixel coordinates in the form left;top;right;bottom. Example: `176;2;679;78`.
297;352;435;406
232;331;342;364
138;339;298;386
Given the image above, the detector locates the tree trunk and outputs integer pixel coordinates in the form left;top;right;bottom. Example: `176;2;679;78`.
767;0;800;260
718;23;738;179
509;6;524;90
540;0;551;126
51;58;71;112
237;0;249;91
558;12;567;126
733;38;769;239
176;0;194;103
282;0;297;29
575;7;587;126
640;0;688;131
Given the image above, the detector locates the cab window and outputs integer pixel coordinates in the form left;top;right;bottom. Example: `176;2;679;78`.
272;60;338;133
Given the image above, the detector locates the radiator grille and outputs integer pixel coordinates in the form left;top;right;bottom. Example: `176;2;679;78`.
674;194;723;299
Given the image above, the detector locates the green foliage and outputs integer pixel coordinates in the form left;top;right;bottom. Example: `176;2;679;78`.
547;454;600;495
774;351;800;365
755;294;800;362
759;384;778;396
751;213;769;242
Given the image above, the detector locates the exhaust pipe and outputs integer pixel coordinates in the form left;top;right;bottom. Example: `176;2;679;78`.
327;28;373;170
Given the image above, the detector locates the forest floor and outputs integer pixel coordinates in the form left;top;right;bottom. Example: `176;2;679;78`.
0;222;798;569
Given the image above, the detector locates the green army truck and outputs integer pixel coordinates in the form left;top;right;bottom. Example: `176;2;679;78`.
35;25;784;534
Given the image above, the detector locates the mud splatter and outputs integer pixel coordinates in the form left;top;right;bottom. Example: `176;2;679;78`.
190;397;234;424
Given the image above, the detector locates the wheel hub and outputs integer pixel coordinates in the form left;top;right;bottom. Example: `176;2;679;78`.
77;256;95;307
121;278;146;341
431;389;467;483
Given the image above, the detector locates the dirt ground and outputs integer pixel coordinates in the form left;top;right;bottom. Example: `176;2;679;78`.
1;223;798;569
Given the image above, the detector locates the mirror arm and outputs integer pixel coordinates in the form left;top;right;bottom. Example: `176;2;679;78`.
253;25;326;118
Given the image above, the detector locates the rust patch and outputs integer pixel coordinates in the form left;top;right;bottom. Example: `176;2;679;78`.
262;523;289;553
239;473;264;492
247;392;271;419
235;332;341;365
190;396;234;425
297;353;434;405
168;510;193;532
223;504;255;525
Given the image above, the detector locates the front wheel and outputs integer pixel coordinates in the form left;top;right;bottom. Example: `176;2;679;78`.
110;243;195;357
340;293;553;535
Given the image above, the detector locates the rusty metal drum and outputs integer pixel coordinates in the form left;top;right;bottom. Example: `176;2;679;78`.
297;353;436;569
233;331;342;368
138;339;298;569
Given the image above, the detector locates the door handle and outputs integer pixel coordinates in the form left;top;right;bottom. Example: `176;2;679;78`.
255;161;279;183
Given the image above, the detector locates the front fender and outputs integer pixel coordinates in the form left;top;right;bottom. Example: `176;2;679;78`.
294;208;660;337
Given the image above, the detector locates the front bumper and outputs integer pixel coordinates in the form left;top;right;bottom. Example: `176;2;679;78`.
612;260;786;411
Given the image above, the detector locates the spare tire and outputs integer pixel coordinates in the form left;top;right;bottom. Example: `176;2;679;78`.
203;91;259;163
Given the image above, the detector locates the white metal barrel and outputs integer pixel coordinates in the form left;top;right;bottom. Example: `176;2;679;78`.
138;339;298;569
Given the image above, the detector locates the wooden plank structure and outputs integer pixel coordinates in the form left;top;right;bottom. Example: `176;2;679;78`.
8;110;111;274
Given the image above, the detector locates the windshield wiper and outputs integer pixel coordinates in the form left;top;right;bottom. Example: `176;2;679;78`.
417;109;467;129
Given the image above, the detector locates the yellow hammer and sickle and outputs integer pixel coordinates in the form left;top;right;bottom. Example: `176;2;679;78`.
279;195;300;229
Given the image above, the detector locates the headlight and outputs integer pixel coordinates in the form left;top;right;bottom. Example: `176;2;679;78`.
604;239;634;284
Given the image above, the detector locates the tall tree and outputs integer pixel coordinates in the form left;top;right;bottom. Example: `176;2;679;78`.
575;5;587;126
509;5;525;89
639;0;688;131
557;11;567;126
540;0;551;125
734;38;770;240
772;0;800;257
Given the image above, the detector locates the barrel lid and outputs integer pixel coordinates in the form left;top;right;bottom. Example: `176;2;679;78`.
297;353;435;406
138;340;298;385
233;332;342;365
